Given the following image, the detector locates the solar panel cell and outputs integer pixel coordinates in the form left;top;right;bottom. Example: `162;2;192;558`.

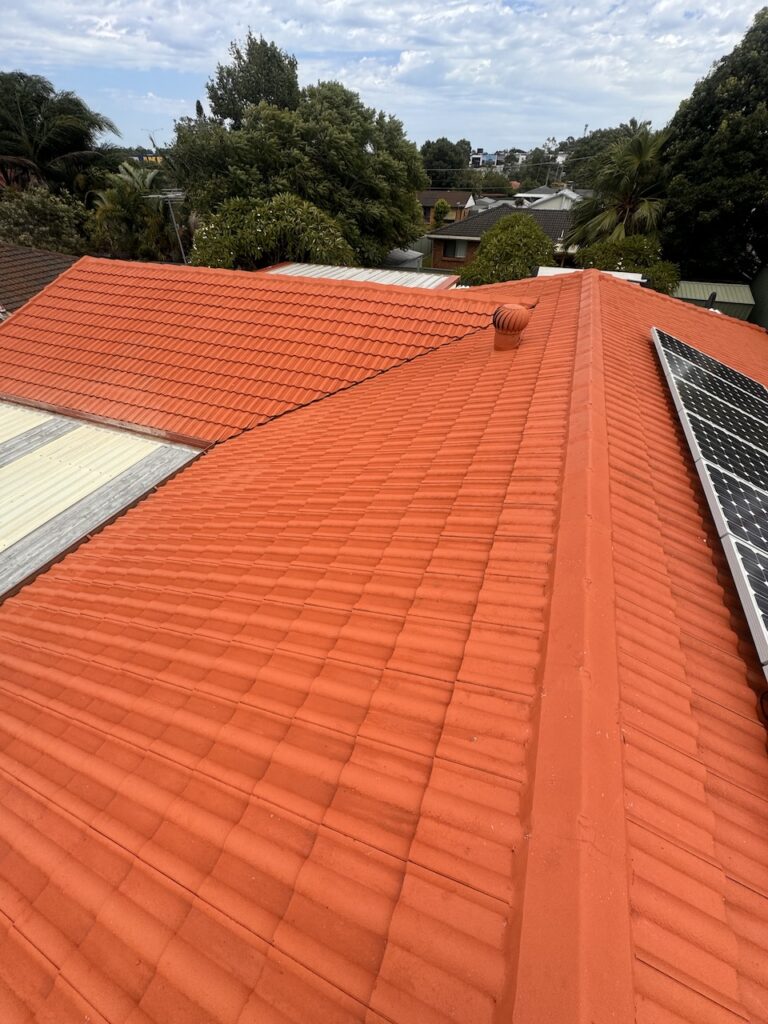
706;464;768;554
688;415;768;491
665;351;768;421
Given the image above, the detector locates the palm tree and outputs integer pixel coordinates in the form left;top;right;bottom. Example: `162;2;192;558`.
565;128;667;247
90;161;177;260
0;72;118;191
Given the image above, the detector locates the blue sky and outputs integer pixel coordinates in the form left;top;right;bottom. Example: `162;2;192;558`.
3;0;762;150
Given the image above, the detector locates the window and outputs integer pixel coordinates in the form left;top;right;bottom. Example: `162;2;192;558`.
443;240;467;259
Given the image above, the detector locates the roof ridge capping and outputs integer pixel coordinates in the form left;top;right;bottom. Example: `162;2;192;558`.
512;269;636;1021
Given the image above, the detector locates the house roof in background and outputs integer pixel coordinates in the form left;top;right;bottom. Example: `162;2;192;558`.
675;279;755;307
0;241;77;314
0;270;765;1022
0;256;499;444
417;189;474;208
0;398;198;598
263;261;457;289
428;206;571;242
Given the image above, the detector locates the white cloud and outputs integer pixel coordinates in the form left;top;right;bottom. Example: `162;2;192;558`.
2;0;761;146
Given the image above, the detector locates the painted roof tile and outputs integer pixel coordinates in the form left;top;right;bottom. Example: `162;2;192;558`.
0;256;502;444
0;270;765;1022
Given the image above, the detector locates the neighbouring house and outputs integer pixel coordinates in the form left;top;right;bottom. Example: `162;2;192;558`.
418;188;475;225
262;260;459;289
469;148;508;169
0;241;77;317
0;260;766;1023
528;187;586;211
675;280;756;320
426;205;572;270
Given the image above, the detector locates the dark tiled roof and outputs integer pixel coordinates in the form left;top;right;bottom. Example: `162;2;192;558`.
427;206;571;242
417;189;475;208
0;242;77;313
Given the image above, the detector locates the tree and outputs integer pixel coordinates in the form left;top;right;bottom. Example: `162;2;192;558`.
559;119;650;188
662;7;768;279
191;194;355;270
575;236;680;294
432;198;450;227
459;214;555;285
0;72;118;192
0;187;86;252
565;127;666;246
89;161;180;261
420;137;471;188
171;76;427;264
207;32;300;127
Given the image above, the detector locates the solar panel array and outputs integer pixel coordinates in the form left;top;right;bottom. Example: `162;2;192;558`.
653;327;768;670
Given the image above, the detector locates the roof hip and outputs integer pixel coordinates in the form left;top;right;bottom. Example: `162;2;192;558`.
512;270;636;1020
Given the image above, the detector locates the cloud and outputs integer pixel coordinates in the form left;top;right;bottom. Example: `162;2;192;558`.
2;0;761;146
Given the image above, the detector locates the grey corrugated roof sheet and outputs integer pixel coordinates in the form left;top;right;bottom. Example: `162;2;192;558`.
0;242;78;313
427;206;571;243
265;263;457;289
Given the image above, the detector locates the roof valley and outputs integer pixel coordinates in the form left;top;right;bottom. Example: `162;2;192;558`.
512;270;636;1022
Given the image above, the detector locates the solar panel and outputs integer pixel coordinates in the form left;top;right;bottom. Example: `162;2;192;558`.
653;327;768;670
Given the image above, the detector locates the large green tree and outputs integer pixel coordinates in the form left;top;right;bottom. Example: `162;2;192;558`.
559;119;650;188
565;127;666;246
0;187;86;253
575;236;680;294
460;214;555;285
419;137;471;188
662;7;768;279
191;194;355;270
171;78;427;264
207;32;300;127
0;72;117;192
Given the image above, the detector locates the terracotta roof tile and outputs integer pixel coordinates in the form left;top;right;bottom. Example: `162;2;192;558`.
0;270;766;1022
0;256;501;444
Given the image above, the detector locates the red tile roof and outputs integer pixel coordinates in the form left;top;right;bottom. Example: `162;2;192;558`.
0;270;766;1023
0;256;501;445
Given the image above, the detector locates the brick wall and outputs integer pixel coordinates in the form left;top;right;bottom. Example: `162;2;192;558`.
431;239;480;271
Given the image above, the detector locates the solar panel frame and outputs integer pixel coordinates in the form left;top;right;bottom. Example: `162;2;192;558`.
652;326;768;671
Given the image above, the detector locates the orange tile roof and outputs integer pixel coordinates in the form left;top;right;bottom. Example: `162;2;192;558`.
0;270;766;1023
0;256;502;445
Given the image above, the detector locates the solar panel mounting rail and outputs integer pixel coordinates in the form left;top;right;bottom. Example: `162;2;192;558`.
652;327;768;684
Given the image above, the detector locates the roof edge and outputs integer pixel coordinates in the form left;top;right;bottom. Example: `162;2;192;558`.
512;269;636;1020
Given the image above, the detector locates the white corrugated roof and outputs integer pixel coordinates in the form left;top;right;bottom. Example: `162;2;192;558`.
266;263;456;289
0;400;199;597
537;266;645;283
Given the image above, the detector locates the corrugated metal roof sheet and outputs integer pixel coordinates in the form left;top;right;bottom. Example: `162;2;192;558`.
0;400;198;596
676;280;755;305
265;262;456;288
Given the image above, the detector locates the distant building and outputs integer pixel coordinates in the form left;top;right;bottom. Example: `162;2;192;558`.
426;206;572;271
418;189;476;225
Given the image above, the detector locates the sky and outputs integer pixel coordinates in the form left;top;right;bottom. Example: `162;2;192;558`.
3;0;763;150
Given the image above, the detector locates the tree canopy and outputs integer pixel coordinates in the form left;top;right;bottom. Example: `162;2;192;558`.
459;214;555;285
558;119;650;188
191;194;355;270
662;7;768;280
89;161;182;262
206;32;300;127
419;137;471;188
0;71;117;192
574;236;680;294
565;127;666;246
0;187;85;253
171;76;427;265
